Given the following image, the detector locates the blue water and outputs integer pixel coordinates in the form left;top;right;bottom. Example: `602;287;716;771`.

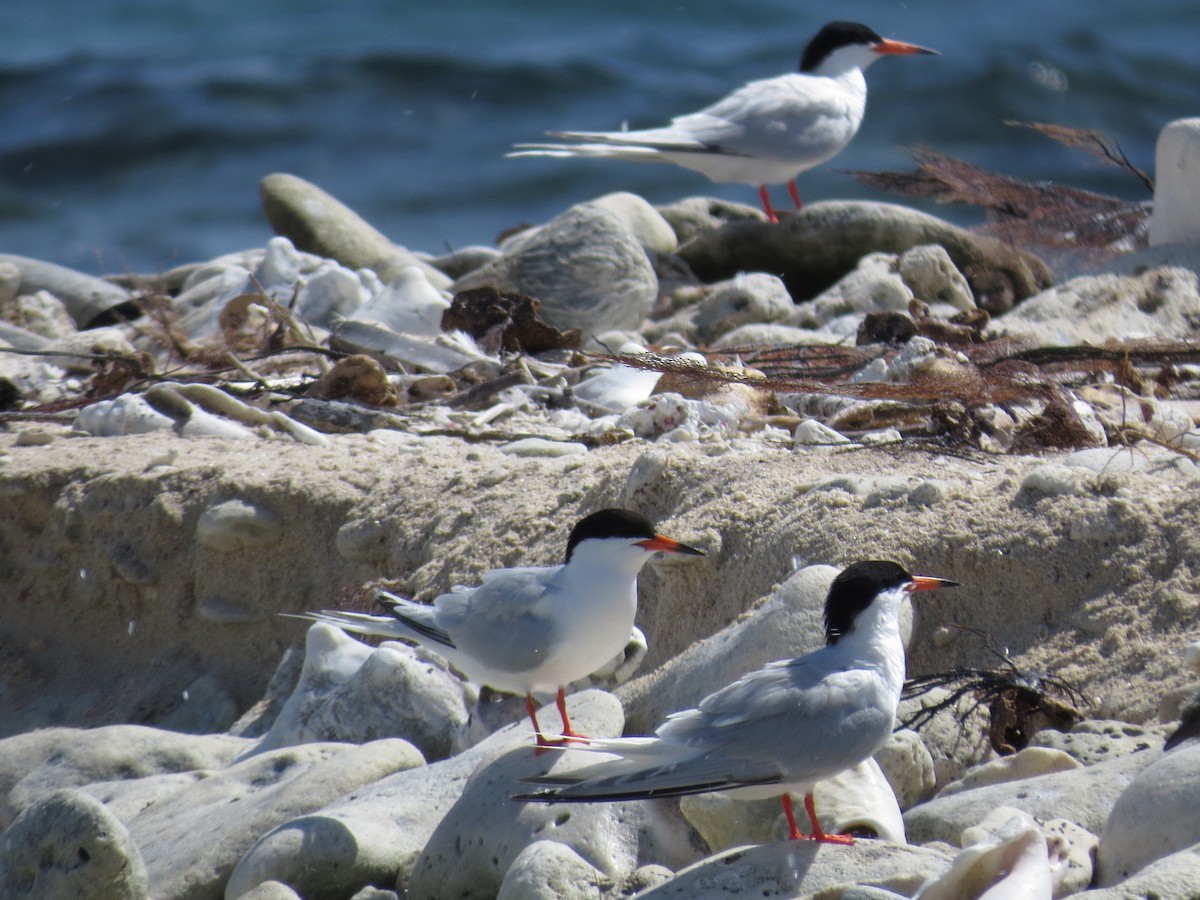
0;1;1194;275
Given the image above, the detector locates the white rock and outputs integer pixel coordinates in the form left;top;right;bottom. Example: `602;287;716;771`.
228;692;641;900
499;438;589;458
455;203;658;339
1150;118;1200;246
897;245;975;311
348;266;450;336
914;810;1056;900
794;418;853;446
876;730;937;810
1020;463;1090;497
0;725;249;829
409;729;669;899
904;749;1157;846
195;499;281;551
990;267;1200;344
76;394;174;436
938;747;1082;796
128;740;422;900
691;273;794;343
495;840;606;900
633;840;953;899
0;788;148;900
1096;741;1200;885
790;252;914;327
587;192;678;256
1079;844;1200;898
251;623;471;761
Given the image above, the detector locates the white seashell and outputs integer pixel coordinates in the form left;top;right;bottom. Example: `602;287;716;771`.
793;418;852;446
915;810;1057;900
76;394;174;436
347;266;450;336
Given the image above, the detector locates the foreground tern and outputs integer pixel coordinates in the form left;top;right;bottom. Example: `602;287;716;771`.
509;21;937;223
292;508;703;747
515;560;957;842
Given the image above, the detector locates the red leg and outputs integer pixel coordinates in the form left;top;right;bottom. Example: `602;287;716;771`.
554;687;588;743
788;180;803;209
781;793;803;840
758;184;778;223
527;690;589;752
526;693;551;747
802;793;855;845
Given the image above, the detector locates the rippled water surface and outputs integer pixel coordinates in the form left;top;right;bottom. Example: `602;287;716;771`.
0;0;1193;273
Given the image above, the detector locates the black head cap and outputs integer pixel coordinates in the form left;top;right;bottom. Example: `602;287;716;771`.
564;508;656;562
800;21;883;72
824;560;912;645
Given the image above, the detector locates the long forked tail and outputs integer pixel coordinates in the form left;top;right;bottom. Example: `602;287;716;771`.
281;609;416;641
507;142;666;163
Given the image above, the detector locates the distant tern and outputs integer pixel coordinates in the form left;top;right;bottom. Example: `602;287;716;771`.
292;508;703;747
515;560;957;842
509;21;937;222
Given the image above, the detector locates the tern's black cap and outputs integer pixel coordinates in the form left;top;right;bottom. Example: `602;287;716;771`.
824;560;914;645
564;508;657;562
800;22;883;72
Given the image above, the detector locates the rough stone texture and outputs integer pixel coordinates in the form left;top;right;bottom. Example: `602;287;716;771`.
454;202;658;339
0;788;148;900
259;173;451;288
127;740;422;900
1096;741;1200;885
633;840;952;899
250;623;471;762
1150;117;1200;246
990;265;1200;344
903;750;1158;846
675;201;1051;310
225;691;636;900
0;726;249;829
495;841;606;900
0;253;136;327
407;696;700;900
4;433;1200;751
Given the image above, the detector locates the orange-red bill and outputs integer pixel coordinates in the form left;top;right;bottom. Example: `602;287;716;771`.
637;534;705;556
873;39;939;57
906;575;960;592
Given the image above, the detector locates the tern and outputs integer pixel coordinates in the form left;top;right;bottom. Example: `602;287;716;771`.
509;21;937;223
291;508;704;747
515;560;957;842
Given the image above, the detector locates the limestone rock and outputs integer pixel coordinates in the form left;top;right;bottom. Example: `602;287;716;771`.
227;692;637;900
0;726;249;830
129;740;422;900
990;266;1200;344
1150;117;1200;246
676;201;1051;312
0;253;136;328
454;202;658;338
1096;741;1200;885
904;749;1157;846
0;788;148;900
495;841;606;900
633;840;952;899
251;623;471;761
259;173;451;288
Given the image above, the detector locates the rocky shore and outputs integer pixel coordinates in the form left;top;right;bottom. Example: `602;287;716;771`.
2;120;1200;898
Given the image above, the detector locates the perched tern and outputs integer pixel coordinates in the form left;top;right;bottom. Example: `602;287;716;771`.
291;508;703;747
509;21;937;223
515;560;958;842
